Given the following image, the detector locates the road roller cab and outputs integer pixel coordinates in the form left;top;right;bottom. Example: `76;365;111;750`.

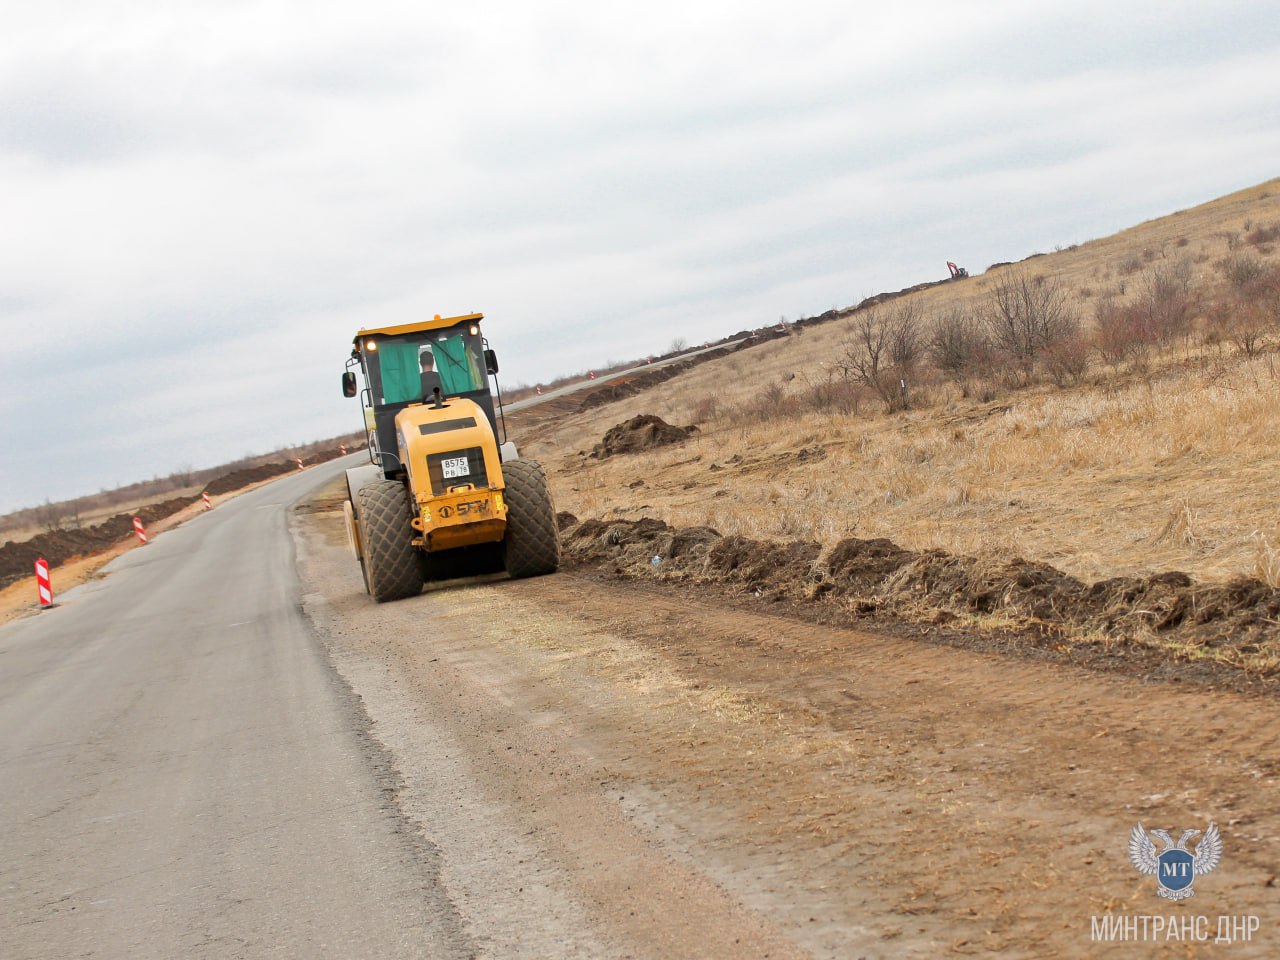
340;313;560;602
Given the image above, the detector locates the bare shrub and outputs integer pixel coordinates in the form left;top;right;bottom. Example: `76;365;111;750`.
762;381;788;408
887;299;925;372
728;382;800;425
839;302;923;411
1220;252;1264;288
928;308;989;386
1242;265;1280;324
1247;223;1280;247
1118;254;1144;276
1130;259;1196;344
1208;300;1270;358
800;375;866;416
1202;263;1280;358
1042;334;1092;387
1092;294;1142;369
691;395;719;424
982;270;1079;382
34;499;67;533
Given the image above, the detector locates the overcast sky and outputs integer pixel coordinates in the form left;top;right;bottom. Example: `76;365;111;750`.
2;0;1278;514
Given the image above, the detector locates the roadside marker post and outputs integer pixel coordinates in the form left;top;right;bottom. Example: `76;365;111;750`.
340;442;347;455
202;492;211;510
132;517;148;544
35;557;53;608
588;371;596;380
295;457;304;470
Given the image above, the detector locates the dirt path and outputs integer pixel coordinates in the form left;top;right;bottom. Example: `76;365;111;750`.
294;481;1280;958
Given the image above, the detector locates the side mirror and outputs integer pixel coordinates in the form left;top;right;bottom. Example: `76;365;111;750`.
484;349;499;375
342;371;357;398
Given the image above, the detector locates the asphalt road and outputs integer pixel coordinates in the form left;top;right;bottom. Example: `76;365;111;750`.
0;458;473;959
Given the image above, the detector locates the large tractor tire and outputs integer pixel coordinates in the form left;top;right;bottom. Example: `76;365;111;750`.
355;479;424;603
501;459;561;579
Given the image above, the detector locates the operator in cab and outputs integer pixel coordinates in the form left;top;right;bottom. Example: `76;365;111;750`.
419;347;443;400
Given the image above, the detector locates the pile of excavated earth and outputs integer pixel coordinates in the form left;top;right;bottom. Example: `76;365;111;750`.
557;511;1280;679
590;413;698;458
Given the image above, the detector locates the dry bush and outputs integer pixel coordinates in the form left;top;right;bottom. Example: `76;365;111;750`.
1241;265;1280;322
1220;251;1265;288
1042;335;1092;387
1206;265;1280;358
1118;253;1144;275
1135;259;1197;342
799;375;866;415
838;302;923;411
1092;262;1195;372
1092;294;1145;369
928;307;990;388
723;382;801;425
691;394;720;424
1247;223;1280;247
982;270;1079;382
1207;300;1269;358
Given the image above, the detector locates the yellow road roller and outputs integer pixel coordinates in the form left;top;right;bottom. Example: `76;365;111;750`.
340;313;559;601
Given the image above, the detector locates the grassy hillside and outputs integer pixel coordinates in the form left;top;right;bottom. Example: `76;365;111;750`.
522;178;1280;588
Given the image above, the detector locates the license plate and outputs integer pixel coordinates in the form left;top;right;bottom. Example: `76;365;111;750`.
441;456;470;480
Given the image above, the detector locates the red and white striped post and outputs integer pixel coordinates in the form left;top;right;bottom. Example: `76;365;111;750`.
132;517;148;544
202;491;211;510
588;371;596;380
294;457;304;470
34;557;53;608
339;442;347;455
536;386;543;396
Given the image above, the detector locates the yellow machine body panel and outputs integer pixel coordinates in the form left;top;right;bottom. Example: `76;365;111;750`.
394;397;508;552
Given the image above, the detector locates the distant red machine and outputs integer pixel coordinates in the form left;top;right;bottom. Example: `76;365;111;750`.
947;261;969;279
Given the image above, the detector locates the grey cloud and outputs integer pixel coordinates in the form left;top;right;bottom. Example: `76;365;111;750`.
3;1;1280;513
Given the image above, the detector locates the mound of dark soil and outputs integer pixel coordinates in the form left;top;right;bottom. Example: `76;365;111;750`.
0;496;196;590
591;415;698;459
578;349;738;411
204;461;296;495
558;516;1280;677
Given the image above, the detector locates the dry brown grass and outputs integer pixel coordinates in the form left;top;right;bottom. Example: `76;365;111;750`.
529;179;1280;587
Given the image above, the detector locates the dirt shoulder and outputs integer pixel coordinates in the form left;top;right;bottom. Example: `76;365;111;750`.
295;477;1280;958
